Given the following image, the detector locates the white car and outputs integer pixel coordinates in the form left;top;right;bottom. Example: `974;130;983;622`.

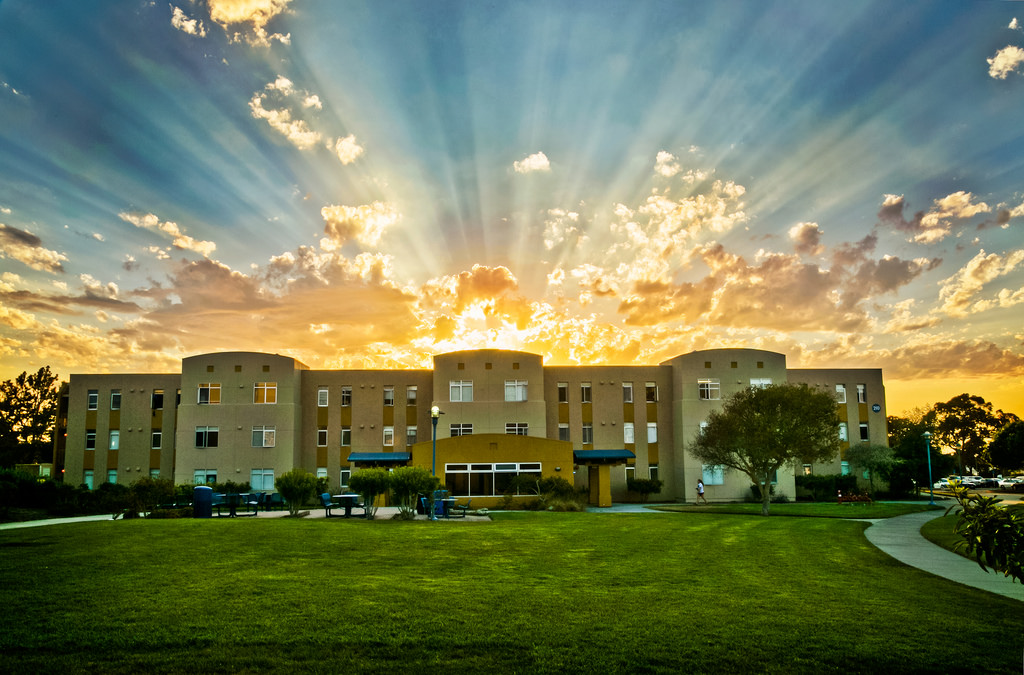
998;477;1023;491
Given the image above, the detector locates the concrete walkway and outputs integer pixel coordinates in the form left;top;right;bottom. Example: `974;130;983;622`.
863;509;1022;602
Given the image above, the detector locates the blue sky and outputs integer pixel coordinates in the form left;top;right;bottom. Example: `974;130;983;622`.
0;0;1022;416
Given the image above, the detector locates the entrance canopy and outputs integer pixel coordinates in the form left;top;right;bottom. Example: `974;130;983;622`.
347;452;411;467
573;449;635;466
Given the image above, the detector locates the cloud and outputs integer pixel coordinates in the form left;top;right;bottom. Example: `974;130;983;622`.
654;151;681;178
208;0;291;46
320;201;400;248
877;192;991;243
937;248;1024;317
0;224;67;273
881;299;941;333
249;81;322;149
170;5;208;37
119;212;216;257
988;45;1024;79
789;222;824;256
332;134;364;165
1011;18;1020;31
513;152;551;174
542;209;587;251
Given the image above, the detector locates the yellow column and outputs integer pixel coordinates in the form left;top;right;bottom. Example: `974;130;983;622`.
588;465;613;507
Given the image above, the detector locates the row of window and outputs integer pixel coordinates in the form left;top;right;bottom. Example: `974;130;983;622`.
697;378;773;400
557;381;659;404
87;389;169;410
835;384;868;404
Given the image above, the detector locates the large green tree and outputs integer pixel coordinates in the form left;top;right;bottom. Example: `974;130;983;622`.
690;383;841;515
844;443;897;495
988;420;1024;473
886;411;954;495
0;367;61;467
932;394;1018;474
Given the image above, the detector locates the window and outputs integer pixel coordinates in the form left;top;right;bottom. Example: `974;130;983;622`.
623;422;634;444
383;386;395;406
317;427;328;447
87;390;98;410
340;469;351;488
750;378;773;389
841;461;850;476
647;423;657;444
505;380;528;402
859;422;869;442
198;383;221;405
83;470;94;490
580;382;592;403
406;426;417;446
803;464;813;476
623;382;633;403
505;423;528;436
150;469;160;480
251;469;275;491
252;426;276;447
450;423;473;437
857;384;867;403
558;424;569;442
107;469;117;485
698;378;720;400
582;423;593;445
109;430;120;450
383;426;394;446
195;426;219;448
702;464;725;485
110;390;121;410
341;386;352;406
85;430;96;449
193;470;217;485
254;382;277;404
341;426;351;447
649;465;659;481
151;430;162;449
450;380;474;402
407;386;417;406
625;465;635;482
316;467;328;479
835;384;846;404
444;462;542;497
839;422;848;442
317;388;329;407
557;382;568;403
152;389;164;410
646;382;658;402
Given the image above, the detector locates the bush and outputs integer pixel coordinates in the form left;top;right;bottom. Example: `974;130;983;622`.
795;474;858;502
348;468;391;518
275;469;318;516
389;466;438;519
128;477;175;513
626;477;664;503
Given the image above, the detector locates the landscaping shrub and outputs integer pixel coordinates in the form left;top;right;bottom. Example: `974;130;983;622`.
274;468;318;516
626;477;664;503
795;474;858;502
389;466;438;519
347;468;390;518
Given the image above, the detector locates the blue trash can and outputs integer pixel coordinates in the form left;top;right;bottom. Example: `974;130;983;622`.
193;485;213;518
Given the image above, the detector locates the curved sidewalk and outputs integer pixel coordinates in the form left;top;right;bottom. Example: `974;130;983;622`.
864;509;1022;602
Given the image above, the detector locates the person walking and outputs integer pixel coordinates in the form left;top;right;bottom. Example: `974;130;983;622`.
696;479;707;505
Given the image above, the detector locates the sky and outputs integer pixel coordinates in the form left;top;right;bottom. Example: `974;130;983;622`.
0;0;1022;418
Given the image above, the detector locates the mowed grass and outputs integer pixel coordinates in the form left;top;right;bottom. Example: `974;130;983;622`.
1;512;1020;674
651;501;943;518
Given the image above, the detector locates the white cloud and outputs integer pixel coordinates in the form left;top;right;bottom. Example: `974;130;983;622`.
987;45;1024;79
0;223;67;273
513;152;551;174
937;248;1024;317
208;0;291;47
332;134;364;165
249;93;321;149
320;201;400;248
1010;18;1020;31
119;212;216;258
170;5;208;37
654;151;681;177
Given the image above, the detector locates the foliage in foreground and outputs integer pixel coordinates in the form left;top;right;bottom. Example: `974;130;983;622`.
274;468;317;516
948;485;1023;583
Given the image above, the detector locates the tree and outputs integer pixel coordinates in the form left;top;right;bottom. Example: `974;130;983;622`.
948;485;1023;584
347;468;391;519
690;383;841;516
388;466;438;519
275;468;318;516
931;394;1017;475
626;477;663;503
988;420;1024;473
0;367;61;467
887;412;954;495
844;444;897;495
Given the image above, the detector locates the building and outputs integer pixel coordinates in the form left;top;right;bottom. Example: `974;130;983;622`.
55;348;887;507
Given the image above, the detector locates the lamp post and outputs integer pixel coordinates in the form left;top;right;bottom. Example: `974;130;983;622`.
923;431;935;506
430;405;443;476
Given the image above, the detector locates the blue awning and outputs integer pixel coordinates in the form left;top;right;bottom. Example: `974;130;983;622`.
573;449;636;465
346;452;411;465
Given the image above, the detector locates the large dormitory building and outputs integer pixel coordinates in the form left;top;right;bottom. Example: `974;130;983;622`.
54;348;887;507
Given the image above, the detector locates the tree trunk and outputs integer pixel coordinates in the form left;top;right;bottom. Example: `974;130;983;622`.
760;472;771;516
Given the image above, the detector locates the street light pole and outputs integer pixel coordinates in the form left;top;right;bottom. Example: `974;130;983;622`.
923;431;935;506
431;405;442;476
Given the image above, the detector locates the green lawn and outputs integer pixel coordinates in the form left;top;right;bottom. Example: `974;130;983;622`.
1;512;1019;674
651;501;943;518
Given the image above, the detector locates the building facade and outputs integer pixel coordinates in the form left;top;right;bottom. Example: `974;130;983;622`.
56;348;887;507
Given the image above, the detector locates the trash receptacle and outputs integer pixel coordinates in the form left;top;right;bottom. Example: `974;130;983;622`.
193;485;213;518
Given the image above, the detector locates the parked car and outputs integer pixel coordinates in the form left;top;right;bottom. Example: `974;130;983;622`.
998;477;1023;491
932;479;950;490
